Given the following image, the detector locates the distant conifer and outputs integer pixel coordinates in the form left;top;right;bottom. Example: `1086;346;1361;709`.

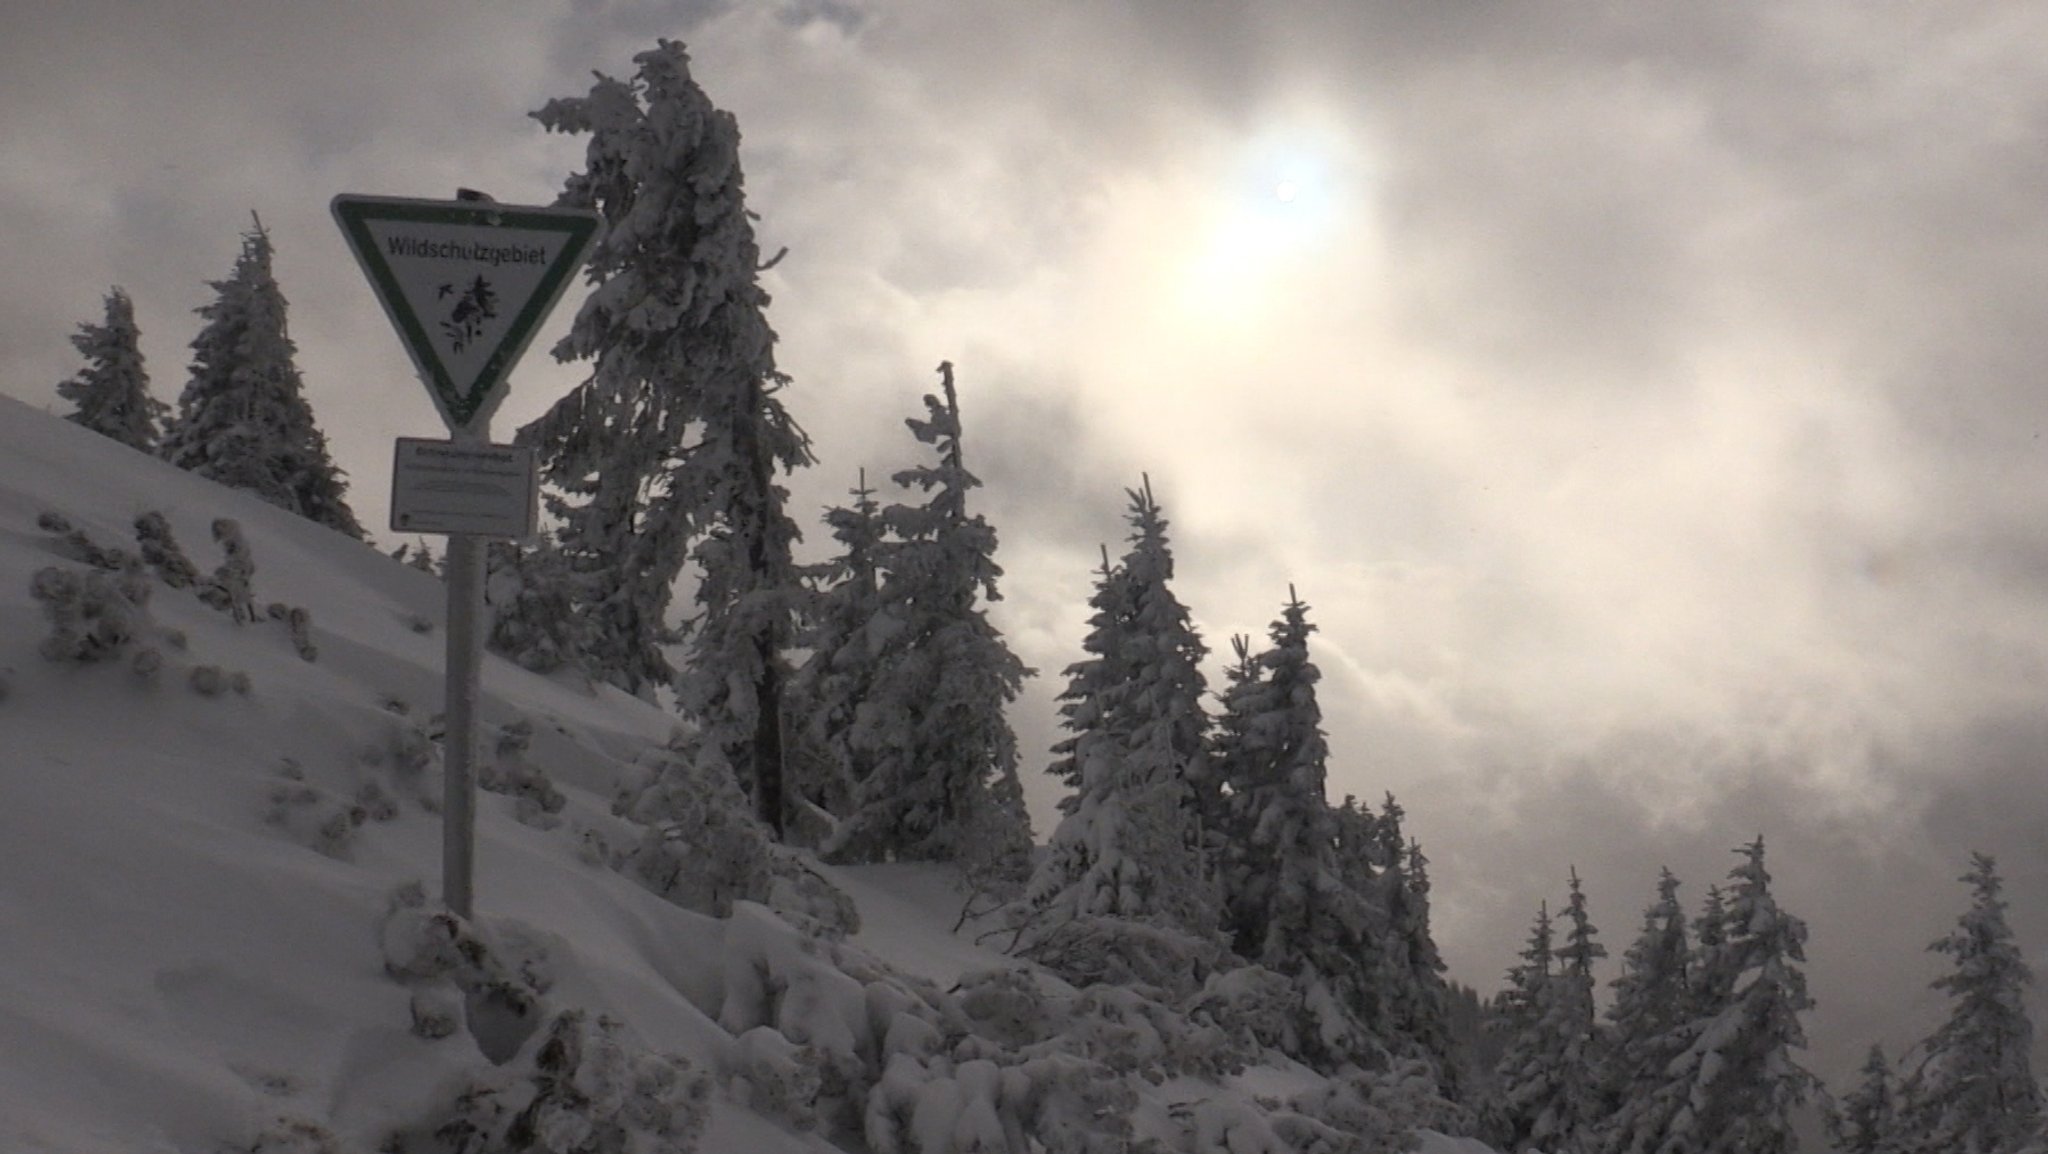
57;287;164;451
162;217;363;539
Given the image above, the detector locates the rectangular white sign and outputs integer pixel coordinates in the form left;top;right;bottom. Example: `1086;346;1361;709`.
390;437;539;538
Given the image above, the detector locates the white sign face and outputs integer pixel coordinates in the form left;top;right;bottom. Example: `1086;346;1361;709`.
333;195;600;435
390;438;539;538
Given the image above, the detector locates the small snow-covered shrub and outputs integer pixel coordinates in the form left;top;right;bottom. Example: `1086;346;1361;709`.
617;749;859;936
480;718;566;828
485;538;588;675
1063;983;1234;1080
355;780;399;822
1181;1098;1296;1154
1282;1067;1432;1154
1307;1059;1472;1142
953;968;1056;1049
727;1025;825;1132
133;510;200;588
265;602;317;661
385;1010;711;1154
234;1115;350;1154
197;518;257;622
360;718;440;810
410;985;463;1040
1188;964;1302;1056
32;563;153;663
1016;913;1225;1002
264;768;366;859
188;664;251;697
37;510;129;569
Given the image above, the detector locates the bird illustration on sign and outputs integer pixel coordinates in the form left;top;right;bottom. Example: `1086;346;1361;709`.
438;275;498;353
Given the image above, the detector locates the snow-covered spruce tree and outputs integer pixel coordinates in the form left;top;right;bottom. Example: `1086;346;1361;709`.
1489;901;1556;1151
1689;882;1732;1013
161;217;364;539
1495;872;1606;1154
1599;868;1694;1154
57;286;164;451
787;470;886;829
1372;797;1457;1090
1827;1044;1899;1154
824;364;1030;867
1023;479;1221;948
484;536;589;676
1644;838;1818;1154
1892;853;2040;1154
527;39;812;833
1045;546;1129;811
1211;590;1379;1066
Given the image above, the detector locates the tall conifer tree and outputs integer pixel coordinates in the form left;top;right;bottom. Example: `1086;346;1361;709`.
58;287;164;452
528;39;811;832
163;217;363;539
1025;479;1218;939
1601;868;1694;1154
1496;873;1606;1154
788;471;885;823
1827;1045;1899;1154
1642;838;1817;1154
1894;853;2040;1154
1211;590;1378;1065
825;364;1030;866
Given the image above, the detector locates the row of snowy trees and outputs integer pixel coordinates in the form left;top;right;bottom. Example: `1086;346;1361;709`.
989;476;1460;1094
56;218;365;540
1484;846;2042;1154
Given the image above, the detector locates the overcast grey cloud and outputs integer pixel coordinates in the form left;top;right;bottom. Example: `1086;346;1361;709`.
7;0;2048;1087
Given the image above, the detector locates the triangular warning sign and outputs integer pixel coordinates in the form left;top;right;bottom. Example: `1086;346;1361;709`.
332;194;600;435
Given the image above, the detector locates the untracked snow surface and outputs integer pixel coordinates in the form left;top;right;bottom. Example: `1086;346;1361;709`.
0;394;1494;1154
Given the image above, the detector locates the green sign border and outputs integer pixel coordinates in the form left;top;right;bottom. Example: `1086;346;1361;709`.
331;195;600;434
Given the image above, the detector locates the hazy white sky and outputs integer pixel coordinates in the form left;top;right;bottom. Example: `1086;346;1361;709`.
8;0;2048;1083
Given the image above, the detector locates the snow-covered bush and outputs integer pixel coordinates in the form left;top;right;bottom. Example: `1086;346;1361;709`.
384;1010;710;1154
188;663;251;697
1018;913;1225;1003
1282;1067;1436;1154
133;510;199;588
378;884;546;1064
359;717;441;811
1188;964;1302;1056
32;557;161;666
197;518;257;622
485;538;589;677
36;510;130;569
616;748;859;936
726;1025;826;1132
480;718;567;829
265;602;317;661
953;968;1057;1049
1062;982;1235;1081
234;1115;352;1154
265;760;367;860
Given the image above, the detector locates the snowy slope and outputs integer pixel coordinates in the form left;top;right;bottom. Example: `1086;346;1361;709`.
0;395;1494;1154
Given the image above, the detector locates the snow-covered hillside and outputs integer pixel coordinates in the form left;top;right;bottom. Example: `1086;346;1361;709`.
0;395;1495;1154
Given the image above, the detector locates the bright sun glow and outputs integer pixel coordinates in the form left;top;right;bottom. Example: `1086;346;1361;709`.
1275;179;1300;203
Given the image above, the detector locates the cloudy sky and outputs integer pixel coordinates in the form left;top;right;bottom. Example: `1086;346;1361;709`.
9;0;2048;1084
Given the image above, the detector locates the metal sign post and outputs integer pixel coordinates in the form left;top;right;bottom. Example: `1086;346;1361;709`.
441;423;489;920
334;192;599;920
